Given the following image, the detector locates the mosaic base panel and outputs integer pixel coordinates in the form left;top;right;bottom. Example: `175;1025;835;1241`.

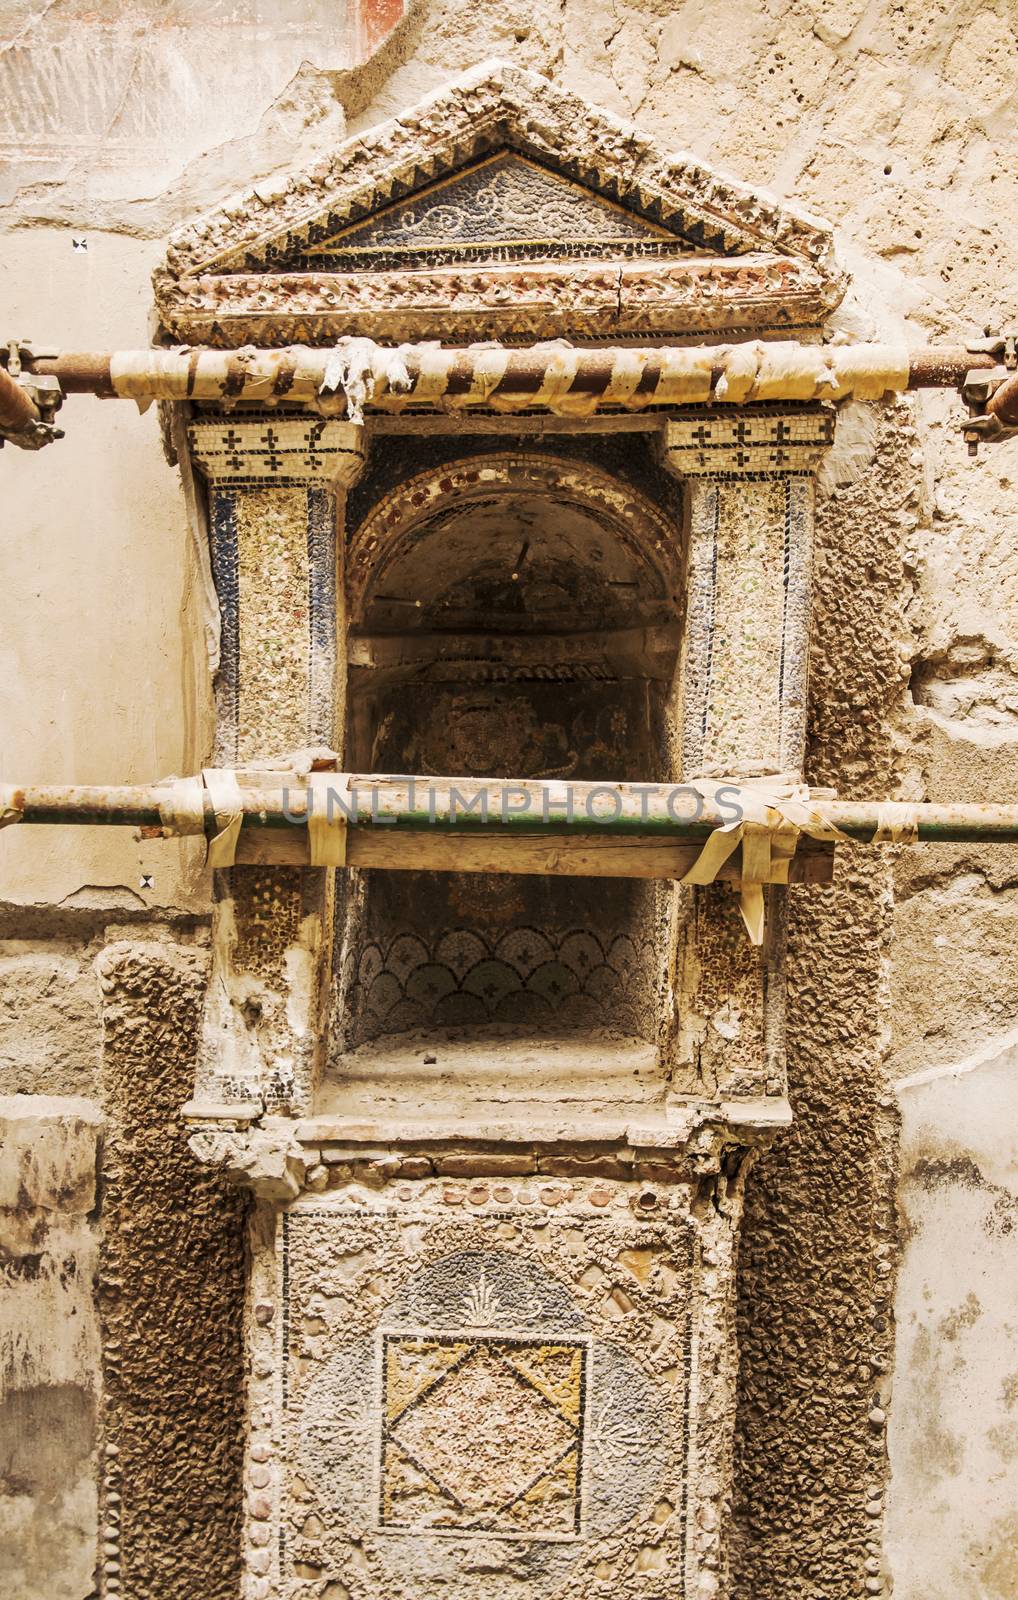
265;1181;705;1600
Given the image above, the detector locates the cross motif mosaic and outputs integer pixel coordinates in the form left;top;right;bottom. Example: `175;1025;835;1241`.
377;1331;589;1540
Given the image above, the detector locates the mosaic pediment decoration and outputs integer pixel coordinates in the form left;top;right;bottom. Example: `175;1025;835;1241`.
298;152;697;271
155;61;844;344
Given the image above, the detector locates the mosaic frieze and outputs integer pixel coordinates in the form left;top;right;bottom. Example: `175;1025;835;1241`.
246;1176;741;1600
367;683;663;781
301;151;690;270
158;256;832;345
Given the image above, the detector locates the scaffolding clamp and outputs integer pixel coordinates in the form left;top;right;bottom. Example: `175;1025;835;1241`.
961;332;1018;454
0;341;64;451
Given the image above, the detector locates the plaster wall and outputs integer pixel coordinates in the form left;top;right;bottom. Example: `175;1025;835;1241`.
888;1040;1018;1600
1;2;1018;1598
0;1096;102;1600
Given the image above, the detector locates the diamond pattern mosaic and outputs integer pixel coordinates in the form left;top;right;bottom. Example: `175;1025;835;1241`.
378;1331;589;1539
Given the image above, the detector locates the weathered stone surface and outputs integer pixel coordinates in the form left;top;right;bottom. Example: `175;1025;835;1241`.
0;0;413;228
887;1038;1018;1600
0;1095;102;1600
0;946;101;1097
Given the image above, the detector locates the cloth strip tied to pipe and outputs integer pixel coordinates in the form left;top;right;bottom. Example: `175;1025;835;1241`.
154;769;244;866
309;337;911;417
678;781;849;944
305;771;351;866
870;803;920;844
153;763;352;867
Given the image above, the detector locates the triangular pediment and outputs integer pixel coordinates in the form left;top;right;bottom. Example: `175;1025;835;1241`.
156;60;844;343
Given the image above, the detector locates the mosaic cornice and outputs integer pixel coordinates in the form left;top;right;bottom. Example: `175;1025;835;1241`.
157;254;835;347
187;415;365;484
661;407;836;477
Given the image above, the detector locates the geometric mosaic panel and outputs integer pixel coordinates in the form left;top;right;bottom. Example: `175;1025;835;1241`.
277;1191;700;1600
379;1332;588;1539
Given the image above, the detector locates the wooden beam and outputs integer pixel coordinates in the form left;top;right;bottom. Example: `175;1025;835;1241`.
235;826;835;881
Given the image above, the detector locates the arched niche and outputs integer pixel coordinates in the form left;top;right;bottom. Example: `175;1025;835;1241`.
324;448;687;1124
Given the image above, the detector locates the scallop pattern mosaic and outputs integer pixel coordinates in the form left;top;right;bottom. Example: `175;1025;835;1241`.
343;925;657;1043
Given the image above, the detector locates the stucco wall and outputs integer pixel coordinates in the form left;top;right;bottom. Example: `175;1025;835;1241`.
2;1;1017;1597
0;1097;102;1600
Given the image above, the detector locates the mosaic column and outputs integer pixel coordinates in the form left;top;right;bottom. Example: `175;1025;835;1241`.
186;414;365;1115
662;407;834;781
662;408;834;1106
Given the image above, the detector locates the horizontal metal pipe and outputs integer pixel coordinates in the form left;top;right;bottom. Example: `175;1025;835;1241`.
12;342;1001;414
6;781;1018;844
905;349;998;388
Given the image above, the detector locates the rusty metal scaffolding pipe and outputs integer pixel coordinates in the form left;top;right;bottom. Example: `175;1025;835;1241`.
5;780;1018;845
0;362;41;431
7;341;1003;415
987;369;1018;429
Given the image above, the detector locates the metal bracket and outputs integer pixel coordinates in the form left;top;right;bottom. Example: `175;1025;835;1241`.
966;331;1018;369
960;331;1018;454
2;340;64;417
0;340;65;450
0;419;65;451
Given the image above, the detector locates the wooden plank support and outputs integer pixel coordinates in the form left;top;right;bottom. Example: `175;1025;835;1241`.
233;825;836;881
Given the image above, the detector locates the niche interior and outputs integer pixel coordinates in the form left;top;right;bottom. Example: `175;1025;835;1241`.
324;441;686;1128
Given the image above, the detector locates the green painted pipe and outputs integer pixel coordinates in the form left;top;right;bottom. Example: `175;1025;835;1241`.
4;780;1018;845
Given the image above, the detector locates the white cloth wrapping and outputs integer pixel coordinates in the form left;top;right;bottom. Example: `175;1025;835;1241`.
678;781;848;944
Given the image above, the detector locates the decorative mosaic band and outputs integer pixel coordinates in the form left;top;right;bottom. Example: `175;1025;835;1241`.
158;257;830;346
681;475;815;776
188;416;364;485
661;406;834;477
